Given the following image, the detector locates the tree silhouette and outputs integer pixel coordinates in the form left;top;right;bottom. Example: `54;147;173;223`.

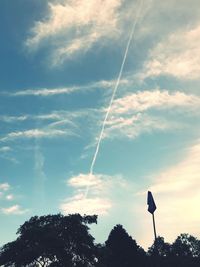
148;236;171;257
0;214;97;267
169;233;200;267
1;214;200;267
95;244;108;267
147;234;200;267
105;224;146;267
147;236;172;267
172;233;200;258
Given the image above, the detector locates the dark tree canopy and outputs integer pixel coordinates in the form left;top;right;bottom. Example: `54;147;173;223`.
148;236;171;257
104;224;145;267
0;214;200;267
172;233;200;258
147;234;200;267
0;214;97;267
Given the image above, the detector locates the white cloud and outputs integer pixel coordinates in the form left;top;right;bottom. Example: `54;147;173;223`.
0;129;71;142
0;184;26;214
105;113;176;140
68;173;103;189
143;23;200;80
26;0;124;65
111;90;200;114
6;194;14;201
0;183;10;191
12;87;77;97
60;193;112;215
0;111;80;127
60;172;127;215
8;78;129;97
0;115;28;122
0;109;95;145
103;90;200;139
2;89;198;145
36;112;70;121
1;205;28;215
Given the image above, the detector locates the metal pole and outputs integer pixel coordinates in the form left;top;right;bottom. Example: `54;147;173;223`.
152;213;157;241
152;212;159;265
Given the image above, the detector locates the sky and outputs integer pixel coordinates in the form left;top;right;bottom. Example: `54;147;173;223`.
0;0;200;249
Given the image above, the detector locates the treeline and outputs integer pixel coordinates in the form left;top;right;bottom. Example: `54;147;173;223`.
0;214;200;266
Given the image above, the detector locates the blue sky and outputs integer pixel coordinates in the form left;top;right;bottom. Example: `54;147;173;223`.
1;0;200;249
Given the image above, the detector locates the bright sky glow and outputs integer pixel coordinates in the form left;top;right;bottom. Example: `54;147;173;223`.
1;0;200;249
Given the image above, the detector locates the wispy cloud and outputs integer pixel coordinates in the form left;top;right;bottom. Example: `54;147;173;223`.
2;89;199;145
5;194;14;201
11;87;77;97
110;90;200;114
7;79;129;97
0;183;27;215
60;173;127;215
26;0;125;65
142;23;200;80
1;205;28;215
60;193;112;215
103;90;200;139
0;115;28;122
68;173;103;189
0;111;80;126
0;129;71;142
0;183;10;191
0;109;94;146
0;108;90;145
105;113;178;140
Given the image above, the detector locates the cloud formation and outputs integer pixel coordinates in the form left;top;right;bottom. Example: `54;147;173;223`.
6;194;14;201
60;193;112;215
0;183;10;191
0;129;72;142
8;79;129;97
0;115;27;123
104;90;200;139
12;87;77;97
0;183;27;215
105;113;175;140
1;205;28;215
1;88;200;146
143;23;200;80
110;90;200;114
26;0;124;65
60;173;127;215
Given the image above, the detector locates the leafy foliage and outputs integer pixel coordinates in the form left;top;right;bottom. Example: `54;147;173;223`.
104;224;146;267
172;233;200;258
0;214;97;267
0;215;200;267
148;236;171;257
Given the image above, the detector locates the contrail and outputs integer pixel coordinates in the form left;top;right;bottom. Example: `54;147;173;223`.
85;0;144;197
